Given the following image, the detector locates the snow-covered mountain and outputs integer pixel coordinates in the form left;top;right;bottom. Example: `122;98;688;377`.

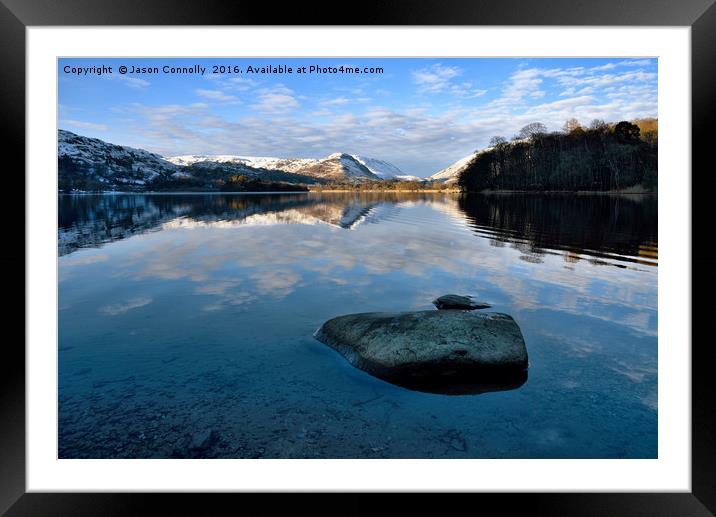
59;129;497;191
351;156;420;181
352;156;403;178
428;151;480;184
166;153;418;182
59;129;179;186
58;130;408;190
165;154;320;174
295;152;379;181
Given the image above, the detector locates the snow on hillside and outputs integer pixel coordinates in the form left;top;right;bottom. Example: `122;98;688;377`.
59;129;177;184
166;152;381;182
328;153;376;180
352;156;402;179
164;155;247;166
165;155;320;173
242;157;319;173
428;151;482;183
59;129;416;189
349;156;424;182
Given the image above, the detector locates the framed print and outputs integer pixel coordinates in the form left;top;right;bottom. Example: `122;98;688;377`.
4;0;714;514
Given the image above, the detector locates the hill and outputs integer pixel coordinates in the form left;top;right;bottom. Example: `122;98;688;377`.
434;120;658;192
58;130;409;191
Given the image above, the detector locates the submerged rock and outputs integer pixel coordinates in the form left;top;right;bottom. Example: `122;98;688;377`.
314;310;527;395
189;429;220;452
432;294;491;310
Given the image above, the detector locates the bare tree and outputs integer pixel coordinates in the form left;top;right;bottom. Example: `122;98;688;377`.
517;122;547;139
489;136;507;147
562;118;582;133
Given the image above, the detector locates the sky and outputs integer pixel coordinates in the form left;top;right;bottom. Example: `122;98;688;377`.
58;57;657;177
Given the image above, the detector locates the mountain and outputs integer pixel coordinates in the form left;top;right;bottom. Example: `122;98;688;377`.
58;130;402;191
351;156;420;181
292;153;379;181
352;156;402;178
58;129;179;187
457;120;657;192
164;154;320;174
166;153;391;182
58;130;324;191
428;151;480;184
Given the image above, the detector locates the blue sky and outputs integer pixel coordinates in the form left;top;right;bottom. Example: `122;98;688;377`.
58;57;657;176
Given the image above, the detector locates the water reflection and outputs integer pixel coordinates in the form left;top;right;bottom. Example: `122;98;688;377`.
457;194;657;267
58;192;657;458
59;193;657;267
387;368;528;396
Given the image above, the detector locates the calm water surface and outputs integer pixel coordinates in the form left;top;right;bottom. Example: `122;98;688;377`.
58;192;657;458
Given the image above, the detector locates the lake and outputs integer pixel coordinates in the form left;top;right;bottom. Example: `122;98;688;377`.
58;192;657;458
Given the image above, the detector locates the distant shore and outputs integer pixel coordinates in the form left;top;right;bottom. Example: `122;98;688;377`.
58;190;312;195
58;189;461;195
471;187;656;195
308;189;460;193
58;187;655;195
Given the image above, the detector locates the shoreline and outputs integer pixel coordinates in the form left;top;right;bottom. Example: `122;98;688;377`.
58;189;460;195
308;189;460;193
58;188;656;195
471;189;656;195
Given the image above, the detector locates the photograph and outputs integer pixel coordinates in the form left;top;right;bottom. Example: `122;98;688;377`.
56;56;659;460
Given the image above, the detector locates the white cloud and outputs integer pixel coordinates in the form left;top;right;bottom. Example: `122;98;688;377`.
412;64;487;98
322;97;350;105
319;96;372;106
592;63;617;71
195;89;240;103
494;68;545;105
618;59;654;67
413;63;462;93
61;119;108;131
117;76;150;89
252;85;299;113
557;69;656;90
226;77;259;89
205;75;260;95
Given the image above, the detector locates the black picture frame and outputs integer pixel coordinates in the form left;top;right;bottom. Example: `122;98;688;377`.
3;0;713;514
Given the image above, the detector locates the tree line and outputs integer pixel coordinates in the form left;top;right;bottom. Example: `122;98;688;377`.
220;174;308;192
458;119;657;192
310;179;455;192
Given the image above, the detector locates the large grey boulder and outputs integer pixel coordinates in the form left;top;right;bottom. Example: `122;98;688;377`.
314;310;527;395
432;294;491;310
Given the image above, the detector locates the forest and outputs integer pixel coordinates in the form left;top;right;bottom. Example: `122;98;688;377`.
458;119;657;192
220;174;308;192
310;179;456;192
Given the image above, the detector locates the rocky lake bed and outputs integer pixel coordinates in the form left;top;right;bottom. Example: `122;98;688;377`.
58;193;658;458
